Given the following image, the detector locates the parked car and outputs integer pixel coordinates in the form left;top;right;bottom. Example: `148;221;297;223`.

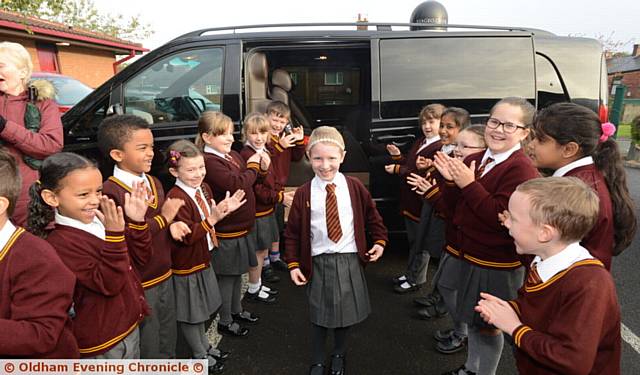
31;72;93;113
61;10;608;236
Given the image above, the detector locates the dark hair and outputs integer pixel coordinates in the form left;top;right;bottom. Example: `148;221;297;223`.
441;107;470;129
490;97;536;127
534;102;637;254
266;101;291;119
97;114;150;161
0;148;21;216
166;140;202;168
419;103;446;122
27;152;96;238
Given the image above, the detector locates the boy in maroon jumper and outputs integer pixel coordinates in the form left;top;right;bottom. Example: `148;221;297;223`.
98;114;187;358
0;150;78;358
476;177;621;375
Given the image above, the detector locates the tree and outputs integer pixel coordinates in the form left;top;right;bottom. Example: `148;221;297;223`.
569;31;634;56
1;0;153;42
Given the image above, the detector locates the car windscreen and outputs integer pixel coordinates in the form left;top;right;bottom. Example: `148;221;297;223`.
41;77;93;106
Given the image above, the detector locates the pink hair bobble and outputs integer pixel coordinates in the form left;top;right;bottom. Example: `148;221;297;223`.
600;122;616;143
169;150;181;167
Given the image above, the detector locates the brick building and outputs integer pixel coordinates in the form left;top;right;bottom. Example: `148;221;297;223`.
607;44;640;99
0;10;147;88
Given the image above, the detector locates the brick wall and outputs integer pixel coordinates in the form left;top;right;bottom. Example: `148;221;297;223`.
609;70;640;99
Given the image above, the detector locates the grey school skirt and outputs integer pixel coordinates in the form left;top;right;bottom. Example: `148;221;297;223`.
211;232;258;276
173;264;222;324
307;252;371;328
254;213;279;250
455;259;525;327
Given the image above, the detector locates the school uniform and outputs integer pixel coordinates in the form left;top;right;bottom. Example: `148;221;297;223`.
0;221;78;358
441;144;539;325
283;173;388;328
46;213;150;358
509;243;620;374
203;146;259;326
553;157;615;270
167;181;222;324
267;134;305;230
103;166;177;358
240;144;283;250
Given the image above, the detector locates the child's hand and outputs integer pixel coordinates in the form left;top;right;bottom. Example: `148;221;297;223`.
283;190;295;207
386;144;401;156
292;126;304;141
224;189;247;214
169;221;191;241
247;152;261;165
415;155;433;170
498;210;510;227
384;164;396;174
407;173;434;195
474;292;522;335
96;196;125;232
433;152;454;181
448;158;476;189
123;181;149;222
260;152;271;171
279;133;297;149
366;244;384;262
290;268;308;286
161;197;185;223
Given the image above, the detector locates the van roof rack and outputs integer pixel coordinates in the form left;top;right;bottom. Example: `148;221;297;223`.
175;22;552;40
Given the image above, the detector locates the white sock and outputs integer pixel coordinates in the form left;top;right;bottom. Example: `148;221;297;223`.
247;281;260;294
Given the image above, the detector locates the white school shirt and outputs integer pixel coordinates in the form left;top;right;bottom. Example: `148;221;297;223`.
0;220;17;250
479;143;522;177
113;165;152;199
416;135;440;154
204;145;227;160
530;242;594;283
245;142;266;154
54;210;106;240
175;179;214;250
441;143;456;156
552;156;594;177
310;172;357;257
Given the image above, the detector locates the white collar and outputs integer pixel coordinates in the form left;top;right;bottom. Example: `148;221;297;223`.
245;142;266;154
54;210;106;240
113;165;150;189
0;220;17;250
312;172;346;191
531;242;594;282
482;143;521;165
424;135;440;146
441;144;456;155
204;145;227;159
175;178;203;199
552;156;594;177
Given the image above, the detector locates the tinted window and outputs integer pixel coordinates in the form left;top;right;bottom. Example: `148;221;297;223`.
123;48;223;124
535;54;566;109
379;37;535;118
34;76;93;106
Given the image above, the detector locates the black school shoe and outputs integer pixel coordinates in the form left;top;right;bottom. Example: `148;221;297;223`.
262;266;281;283
329;354;346;375
260;284;279;296
416;304;448;320
194;354;224;374
414;290;442;307
393;281;421;294
207;345;230;361
245;289;277;304
217;322;249;337
308;363;325;375
232;310;260;324
271;258;289;272
442;365;476;375
436;333;467;354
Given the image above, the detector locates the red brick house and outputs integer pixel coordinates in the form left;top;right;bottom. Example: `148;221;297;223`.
0;10;147;88
607;44;640;99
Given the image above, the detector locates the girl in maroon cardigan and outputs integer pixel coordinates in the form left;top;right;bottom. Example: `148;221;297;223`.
166;140;246;374
284;126;388;375
529;102;637;270
433;97;539;375
27;152;151;358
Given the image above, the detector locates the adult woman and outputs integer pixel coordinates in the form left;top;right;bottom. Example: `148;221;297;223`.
0;42;63;225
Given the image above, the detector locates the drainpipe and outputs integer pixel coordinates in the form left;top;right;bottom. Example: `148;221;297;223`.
113;49;137;74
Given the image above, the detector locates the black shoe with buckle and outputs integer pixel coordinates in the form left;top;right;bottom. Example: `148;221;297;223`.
329;354;346;375
393;281;421;294
414;290;442;307
271;258;288;272
196;354;224;374
436;333;467;354
260;284;279;296
416;304;448;320
217;322;249;337
309;363;325;375
232;310;260;324
207;345;230;361
391;274;407;285
262;266;281;283
433;328;455;343
245;289;277;304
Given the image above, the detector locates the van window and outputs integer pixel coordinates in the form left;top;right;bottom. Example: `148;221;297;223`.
536;54;566;108
379;37;535;118
123;48;223;124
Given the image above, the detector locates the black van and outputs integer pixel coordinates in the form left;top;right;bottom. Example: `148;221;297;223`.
61;20;608;235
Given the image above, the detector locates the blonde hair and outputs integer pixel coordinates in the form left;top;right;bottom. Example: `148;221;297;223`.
307;126;345;153
241;112;271;142
516;177;599;242
195;111;233;150
0;42;33;87
266;101;291;120
419;103;446;122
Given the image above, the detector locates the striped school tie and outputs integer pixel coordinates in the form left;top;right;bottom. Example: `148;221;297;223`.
526;262;543;286
476;157;494;178
225;154;241;169
325;183;343;243
195;189;219;247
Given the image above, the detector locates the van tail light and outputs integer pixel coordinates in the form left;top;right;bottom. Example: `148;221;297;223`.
599;104;608;123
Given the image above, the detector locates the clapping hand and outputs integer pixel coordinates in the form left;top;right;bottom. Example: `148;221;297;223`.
415;155;433;170
406;172;435;195
386;144;401;156
279;133;298;149
283;190;295;207
169;221;191;241
124;181;149;222
96;196;125;232
434;152;476;188
260;152;271;171
475;292;522;335
161;197;185;223
384;164;396;174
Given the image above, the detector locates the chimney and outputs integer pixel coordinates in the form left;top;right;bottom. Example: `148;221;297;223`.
357;13;368;31
633;44;640;57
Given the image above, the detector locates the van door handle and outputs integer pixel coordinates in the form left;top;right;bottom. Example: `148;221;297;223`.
376;134;415;146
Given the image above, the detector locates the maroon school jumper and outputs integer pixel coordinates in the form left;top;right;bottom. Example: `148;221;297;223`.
0;92;63;226
166;183;217;275
441;150;539;269
564;165;615;270
283;176;388;279
509;259;620;375
240;145;284;217
103;174;174;288
391;137;442;221
47;224;150;357
267;134;305;187
0;227;78;358
203;150;258;238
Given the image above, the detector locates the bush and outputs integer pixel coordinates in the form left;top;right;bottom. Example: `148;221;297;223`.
632;116;640;145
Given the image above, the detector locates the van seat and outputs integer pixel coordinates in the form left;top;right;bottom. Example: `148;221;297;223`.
246;52;271;114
